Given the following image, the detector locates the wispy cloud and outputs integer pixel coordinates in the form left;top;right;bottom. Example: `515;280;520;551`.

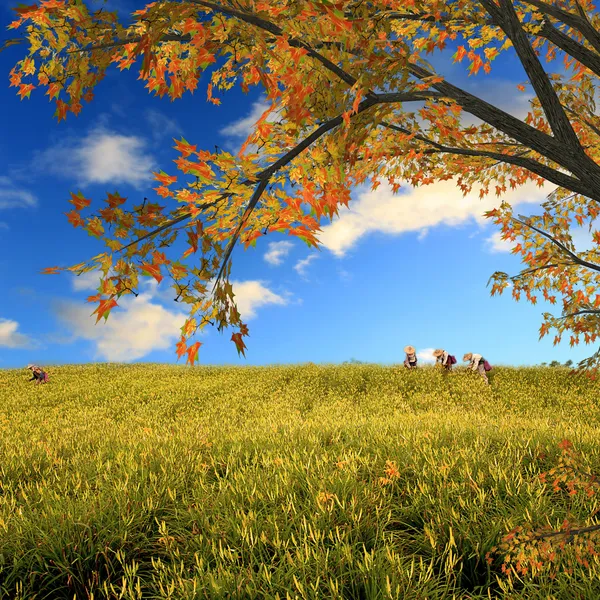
487;230;517;253
36;127;156;190
144;109;182;143
417;348;436;364
264;241;294;266
0;176;37;210
231;280;289;320
54;291;188;362
220;100;271;139
318;179;553;257
294;254;318;278
58;274;289;359
71;270;105;292
0;318;36;349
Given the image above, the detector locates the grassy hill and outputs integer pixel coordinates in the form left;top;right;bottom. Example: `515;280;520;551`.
0;363;599;599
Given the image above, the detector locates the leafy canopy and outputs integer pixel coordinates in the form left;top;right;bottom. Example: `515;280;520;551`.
6;0;600;370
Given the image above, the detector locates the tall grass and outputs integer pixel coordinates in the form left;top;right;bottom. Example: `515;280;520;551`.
0;363;599;599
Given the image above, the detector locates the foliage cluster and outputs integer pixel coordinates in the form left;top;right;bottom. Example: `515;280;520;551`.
0;364;599;598
6;0;600;370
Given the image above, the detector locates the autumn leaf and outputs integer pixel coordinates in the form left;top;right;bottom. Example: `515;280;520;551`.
141;262;163;283
91;298;118;323
69;191;91;211
231;332;247;357
186;341;202;365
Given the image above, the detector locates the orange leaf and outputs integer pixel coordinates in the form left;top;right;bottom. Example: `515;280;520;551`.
186;341;202;365
141;262;163;283
69;191;92;211
92;298;118;323
41;266;61;275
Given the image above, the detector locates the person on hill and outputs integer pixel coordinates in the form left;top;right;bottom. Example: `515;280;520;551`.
403;346;418;369
463;353;490;385
433;349;456;371
27;364;49;384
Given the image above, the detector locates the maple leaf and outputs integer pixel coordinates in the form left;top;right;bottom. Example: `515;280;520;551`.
141;262;163;283
231;332;247;357
91;298;118;323
65;210;85;228
69;191;91;211
186;341;202;365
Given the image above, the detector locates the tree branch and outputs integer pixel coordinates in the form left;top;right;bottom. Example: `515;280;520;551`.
408;62;599;199
538;18;600;78
479;0;584;155
511;216;600;273
379;121;593;195
520;0;600;55
557;309;600;320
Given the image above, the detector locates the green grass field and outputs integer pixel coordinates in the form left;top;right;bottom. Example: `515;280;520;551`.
0;363;599;599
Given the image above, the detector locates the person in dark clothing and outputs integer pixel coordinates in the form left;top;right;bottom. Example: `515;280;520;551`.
27;364;48;384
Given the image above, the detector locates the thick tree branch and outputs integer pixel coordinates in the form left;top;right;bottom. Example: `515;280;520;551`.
538;18;600;78
479;0;584;156
379;122;595;197
408;62;600;199
520;0;600;55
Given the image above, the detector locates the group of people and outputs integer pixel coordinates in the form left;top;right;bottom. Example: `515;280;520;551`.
403;346;491;385
27;364;49;384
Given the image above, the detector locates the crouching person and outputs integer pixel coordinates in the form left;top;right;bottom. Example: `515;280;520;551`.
404;346;418;369
27;364;49;384
463;353;490;385
433;349;456;371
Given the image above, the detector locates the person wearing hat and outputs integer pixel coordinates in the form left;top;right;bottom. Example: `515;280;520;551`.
27;364;48;384
463;353;489;384
403;346;418;369
433;349;453;371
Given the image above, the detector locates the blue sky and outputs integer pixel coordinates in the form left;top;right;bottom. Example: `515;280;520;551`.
0;3;595;369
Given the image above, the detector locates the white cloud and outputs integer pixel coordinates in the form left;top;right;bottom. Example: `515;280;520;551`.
220;100;271;138
487;220;600;254
60;275;289;359
38;127;156;189
264;241;294;265
72;270;104;292
294;254;318;277
487;230;517;253
231;280;288;320
0;318;35;348
55;291;188;362
417;348;436;364
145;109;182;142
318;178;554;257
0;176;37;210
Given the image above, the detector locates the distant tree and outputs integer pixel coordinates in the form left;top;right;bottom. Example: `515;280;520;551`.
564;359;573;367
541;362;548;367
549;360;561;367
343;358;364;365
6;0;600;376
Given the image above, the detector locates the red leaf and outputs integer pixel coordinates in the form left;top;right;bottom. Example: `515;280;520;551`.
231;332;247;357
